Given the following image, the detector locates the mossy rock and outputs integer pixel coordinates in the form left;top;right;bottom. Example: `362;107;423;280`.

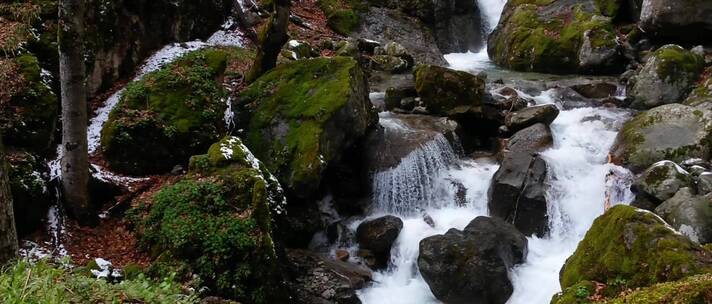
685;66;712;107
629;45;705;110
610;104;712;172
550;281;596;304
6;149;51;237
603;273;712;304
136;136;287;302
317;0;364;35
413;64;485;116
100;47;254;175
236;57;377;199
487;1;621;74
0;54;58;153
559;205;712;296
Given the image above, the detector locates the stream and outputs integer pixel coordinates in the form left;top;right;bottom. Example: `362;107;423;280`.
357;0;636;303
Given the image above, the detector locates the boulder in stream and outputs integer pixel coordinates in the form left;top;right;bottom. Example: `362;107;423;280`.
655;188;712;244
628;45;705;110
418;216;528;304
505;104;559;133
413;65;485;117
639;0;712;43
356;215;403;269
506;123;554;154
610;103;712;172
633;160;693;203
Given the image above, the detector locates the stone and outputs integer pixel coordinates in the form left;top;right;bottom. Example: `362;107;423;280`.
335;249;350;262
506;123;554;154
634;160;693;202
570;81;618;99
236;57;378;200
628;45;705;109
559;205;712;295
418;216;527;304
413;65;485;117
655;188;712;244
698;172;712;195
371;55;408;74
505;104;560;133
287;249;372;304
610;104;712;172
356;215;403;268
639;0;712;43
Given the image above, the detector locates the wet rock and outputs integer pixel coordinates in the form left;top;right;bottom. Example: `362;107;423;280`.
356;215;403;269
490;86;530;112
352;7;447;66
384;86;418;111
488;0;623;74
414;65;485;117
418;216;527;304
610;104;712;172
327;221;356;247
488;151;549;237
505;104;559;133
628;45;705;110
287;249;371;304
506;123;554;154
371;55;408;74
570;81;618;99
655;188;712;244
357;38;381;54
335;249;351;262
639;0;712;43
559;205;712;295
634;160;693;202
236;57;378;200
697;172;712;194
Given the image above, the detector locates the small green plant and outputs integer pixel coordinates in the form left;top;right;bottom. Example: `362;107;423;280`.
574;285;590;299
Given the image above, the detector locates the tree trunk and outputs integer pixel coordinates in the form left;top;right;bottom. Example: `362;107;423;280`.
246;0;291;82
59;0;95;225
0;135;18;264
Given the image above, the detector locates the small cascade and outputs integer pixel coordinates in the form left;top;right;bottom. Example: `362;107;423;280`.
372;134;458;215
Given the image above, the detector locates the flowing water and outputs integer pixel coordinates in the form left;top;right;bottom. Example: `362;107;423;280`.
358;0;636;302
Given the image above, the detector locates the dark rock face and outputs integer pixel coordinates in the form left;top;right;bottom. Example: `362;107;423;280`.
356;215;403;268
352;7;447;66
365;0;486;53
505;104;560;133
639;0;712;44
6;150;52;237
418;216;528;304
506;123;554;154
414;65;485;117
488;151;550;237
287;249;372;304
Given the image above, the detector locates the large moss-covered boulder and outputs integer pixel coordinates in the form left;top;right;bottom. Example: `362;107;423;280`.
603;273;712;304
135;136;287;302
235;57;377;199
628;45;705;110
0;54;58;152
559;205;712;296
101;47;253;175
414;65;485;116
488;1;622;74
610;104;712;172
6;149;51;237
639;0;712;43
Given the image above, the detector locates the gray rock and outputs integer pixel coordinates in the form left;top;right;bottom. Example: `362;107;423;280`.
488;151;549;237
628;45;705;109
655;188;712;244
371;55;408;74
610;104;712;172
505;104;560;132
634;160;693;202
640;0;712;43
506;123;554;154
418;216;527;304
570;81;619;99
697;172;712;195
287;249;372;304
578;28;622;73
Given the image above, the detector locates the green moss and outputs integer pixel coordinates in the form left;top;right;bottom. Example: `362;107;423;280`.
560;206;712;295
237;57;369;197
413;64;485;115
317;0;364;35
653;45;705;83
101;47;254;175
490;4;617;74
594;0;620;17
604;274;712;304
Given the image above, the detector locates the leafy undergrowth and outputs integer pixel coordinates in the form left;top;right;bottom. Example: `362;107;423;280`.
0;259;197;304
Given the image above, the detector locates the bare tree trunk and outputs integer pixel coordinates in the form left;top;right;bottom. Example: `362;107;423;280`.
246;0;291;82
0;135;18;264
59;0;95;225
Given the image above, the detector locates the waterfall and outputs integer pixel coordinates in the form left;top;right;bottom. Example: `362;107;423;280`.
372;134;458;215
